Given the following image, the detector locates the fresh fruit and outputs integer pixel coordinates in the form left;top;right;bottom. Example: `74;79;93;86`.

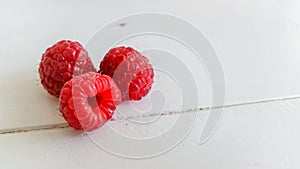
39;40;96;97
99;46;154;100
59;72;122;131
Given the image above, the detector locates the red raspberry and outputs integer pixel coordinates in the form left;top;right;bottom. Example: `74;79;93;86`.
39;40;96;97
100;46;154;100
59;72;122;131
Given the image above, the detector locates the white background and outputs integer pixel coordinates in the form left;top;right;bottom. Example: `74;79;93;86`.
0;0;300;168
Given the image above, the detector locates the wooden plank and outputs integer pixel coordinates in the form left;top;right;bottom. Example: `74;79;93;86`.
0;0;300;131
0;99;299;169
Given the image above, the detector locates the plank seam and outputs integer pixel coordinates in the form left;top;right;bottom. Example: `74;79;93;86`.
1;95;299;135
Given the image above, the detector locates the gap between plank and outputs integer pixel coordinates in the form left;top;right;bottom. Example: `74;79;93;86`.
1;95;300;135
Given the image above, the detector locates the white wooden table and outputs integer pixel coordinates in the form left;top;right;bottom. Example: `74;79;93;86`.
0;0;300;168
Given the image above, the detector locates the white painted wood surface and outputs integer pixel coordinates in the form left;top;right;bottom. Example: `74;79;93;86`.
0;99;299;169
1;0;300;129
0;0;300;168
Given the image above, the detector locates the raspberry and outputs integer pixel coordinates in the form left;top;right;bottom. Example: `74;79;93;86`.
59;72;122;131
39;40;96;97
100;46;154;100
